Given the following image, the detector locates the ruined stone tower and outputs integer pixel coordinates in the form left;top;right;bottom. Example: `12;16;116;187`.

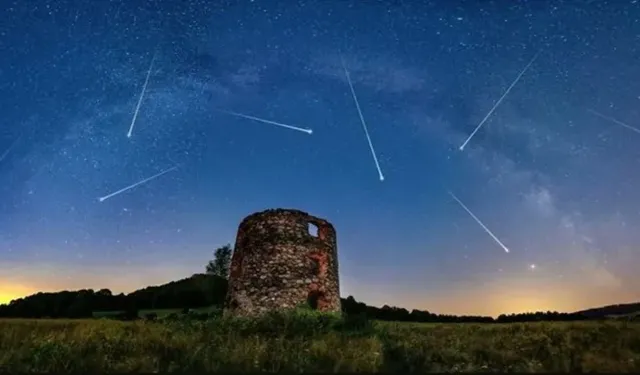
224;208;341;316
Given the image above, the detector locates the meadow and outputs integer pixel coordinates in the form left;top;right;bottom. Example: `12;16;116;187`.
1;310;639;373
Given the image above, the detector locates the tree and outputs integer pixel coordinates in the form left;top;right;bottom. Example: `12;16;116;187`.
206;244;233;279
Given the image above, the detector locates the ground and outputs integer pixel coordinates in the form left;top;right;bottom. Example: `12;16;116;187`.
0;311;638;372
92;306;217;319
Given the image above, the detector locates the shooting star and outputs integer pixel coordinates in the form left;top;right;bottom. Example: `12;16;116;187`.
459;50;541;151
127;50;158;138
340;56;385;181
448;191;511;253
214;109;313;134
98;166;178;202
0;135;21;163
587;109;640;135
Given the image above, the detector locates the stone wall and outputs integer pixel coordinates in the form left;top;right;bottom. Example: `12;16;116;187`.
224;208;341;316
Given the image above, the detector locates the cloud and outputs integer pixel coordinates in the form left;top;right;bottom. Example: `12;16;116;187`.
486;105;586;159
229;65;261;88
464;130;624;290
309;52;427;94
461;129;624;290
363;54;627;292
557;213;622;289
524;187;555;217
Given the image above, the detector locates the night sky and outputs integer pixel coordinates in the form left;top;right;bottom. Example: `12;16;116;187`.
1;0;639;316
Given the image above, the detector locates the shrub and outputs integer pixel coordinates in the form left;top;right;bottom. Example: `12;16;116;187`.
144;313;158;321
163;313;179;321
337;312;376;336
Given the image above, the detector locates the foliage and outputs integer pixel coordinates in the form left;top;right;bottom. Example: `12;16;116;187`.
205;244;233;279
0;315;638;372
0;274;227;319
0;243;636;323
223;308;346;339
0;274;627;323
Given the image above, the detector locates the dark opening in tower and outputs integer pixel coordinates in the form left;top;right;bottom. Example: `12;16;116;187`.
307;290;325;310
229;298;239;309
308;252;328;278
309;257;320;276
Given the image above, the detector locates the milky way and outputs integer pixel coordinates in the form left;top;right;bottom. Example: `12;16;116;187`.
1;0;639;315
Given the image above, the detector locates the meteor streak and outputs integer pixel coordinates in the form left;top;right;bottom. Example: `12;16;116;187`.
340;56;385;181
0;135;21;163
214;109;313;134
587;109;640;135
448;191;511;253
127;50;158;138
98;166;178;202
459;50;541;151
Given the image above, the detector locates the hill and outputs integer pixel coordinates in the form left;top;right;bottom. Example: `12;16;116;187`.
126;273;228;310
576;302;640;318
0;274;227;319
0;273;637;323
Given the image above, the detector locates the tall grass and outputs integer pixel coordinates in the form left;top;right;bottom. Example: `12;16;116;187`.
1;310;639;372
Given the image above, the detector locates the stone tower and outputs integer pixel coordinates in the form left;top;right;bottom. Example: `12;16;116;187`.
224;208;341;316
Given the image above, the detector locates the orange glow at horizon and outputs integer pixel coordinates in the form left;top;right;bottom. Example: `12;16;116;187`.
342;274;640;317
2;266;638;317
1;282;636;316
0;283;37;304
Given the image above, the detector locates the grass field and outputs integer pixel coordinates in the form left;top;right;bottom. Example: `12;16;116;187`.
1;311;639;372
92;306;216;319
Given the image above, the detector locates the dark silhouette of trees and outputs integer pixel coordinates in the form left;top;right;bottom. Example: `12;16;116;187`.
340;296;495;323
0;280;602;323
0;289;125;319
0;265;627;323
0;241;629;322
576;302;640;319
206;244;233;279
495;311;589;323
0;274;227;319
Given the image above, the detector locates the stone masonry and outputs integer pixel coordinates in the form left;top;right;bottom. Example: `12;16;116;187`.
224;208;341;316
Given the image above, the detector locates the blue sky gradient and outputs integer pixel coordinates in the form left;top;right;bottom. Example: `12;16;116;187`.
1;0;639;316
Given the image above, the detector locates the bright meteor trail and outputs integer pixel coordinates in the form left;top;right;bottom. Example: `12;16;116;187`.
215;109;313;134
587;109;640;135
459;50;541;151
98;166;178;202
448;191;511;253
127;50;157;138
340;57;385;181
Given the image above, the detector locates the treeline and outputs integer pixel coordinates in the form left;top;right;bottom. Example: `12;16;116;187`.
0;274;227;319
0;274;606;323
340;296;590;323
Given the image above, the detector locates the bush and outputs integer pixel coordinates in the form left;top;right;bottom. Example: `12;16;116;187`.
163;313;179;321
110;309;139;321
337;312;376;336
207;308;223;319
253;308;342;337
215;307;378;339
187;312;210;321
144;313;157;321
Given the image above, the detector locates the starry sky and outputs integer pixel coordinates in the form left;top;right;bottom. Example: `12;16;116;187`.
1;0;639;316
